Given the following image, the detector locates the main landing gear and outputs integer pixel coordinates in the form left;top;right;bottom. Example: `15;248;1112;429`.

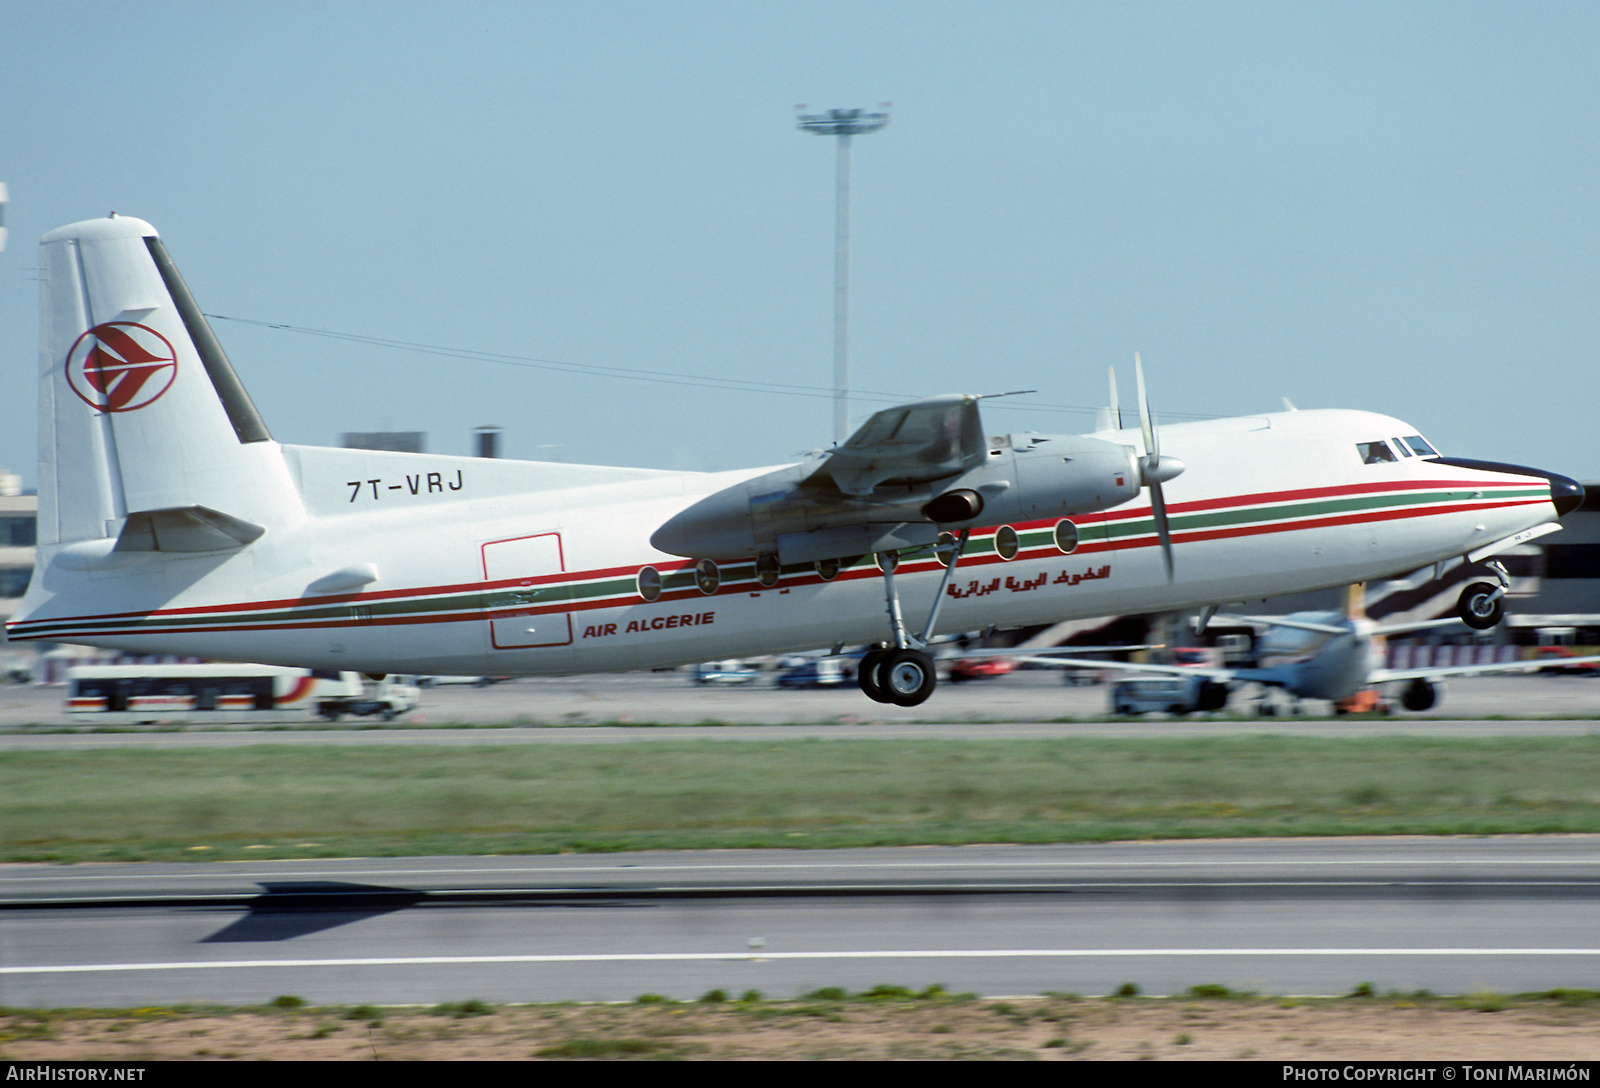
857;647;938;706
856;529;971;708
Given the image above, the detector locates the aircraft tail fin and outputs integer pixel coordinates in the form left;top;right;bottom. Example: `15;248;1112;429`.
33;215;300;551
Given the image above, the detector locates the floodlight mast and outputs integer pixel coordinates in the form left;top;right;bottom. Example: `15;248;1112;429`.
797;107;889;445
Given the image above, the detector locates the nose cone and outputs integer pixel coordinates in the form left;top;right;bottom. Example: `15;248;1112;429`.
1429;457;1585;518
1549;472;1585;518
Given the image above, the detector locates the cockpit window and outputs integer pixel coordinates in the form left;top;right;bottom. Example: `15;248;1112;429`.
1358;440;1397;465
1391;437;1413;457
1401;435;1437;457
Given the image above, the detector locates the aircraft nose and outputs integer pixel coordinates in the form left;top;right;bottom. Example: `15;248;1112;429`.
1429;457;1585;518
1549;472;1585;518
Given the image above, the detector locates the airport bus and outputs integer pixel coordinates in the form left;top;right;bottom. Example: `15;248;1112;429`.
65;664;363;723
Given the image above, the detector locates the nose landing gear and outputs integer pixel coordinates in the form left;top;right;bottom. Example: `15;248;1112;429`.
1457;560;1510;631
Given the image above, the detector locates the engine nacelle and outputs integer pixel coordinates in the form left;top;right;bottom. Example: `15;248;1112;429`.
650;433;1143;561
922;489;983;523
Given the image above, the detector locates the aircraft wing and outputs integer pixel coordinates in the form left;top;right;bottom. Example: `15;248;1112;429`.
808;395;986;497
949;644;1156;660
652;390;1144;561
1014;656;1238;682
1370;656;1600;684
1204;613;1351;636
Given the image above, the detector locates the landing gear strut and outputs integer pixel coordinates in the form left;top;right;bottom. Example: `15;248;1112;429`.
855;529;971;707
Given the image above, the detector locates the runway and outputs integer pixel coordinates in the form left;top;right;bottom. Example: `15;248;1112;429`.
5;838;1600;1007
5;674;1599;1007
3;671;1600;745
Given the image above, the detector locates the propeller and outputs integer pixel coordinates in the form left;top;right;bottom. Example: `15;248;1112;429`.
1131;352;1184;580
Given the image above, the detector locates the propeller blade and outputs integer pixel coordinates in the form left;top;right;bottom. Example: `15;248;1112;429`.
1135;352;1154;459
1133;352;1178;581
1108;366;1122;430
1150;480;1175;582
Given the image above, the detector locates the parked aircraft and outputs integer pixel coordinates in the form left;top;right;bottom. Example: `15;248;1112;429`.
6;215;1585;709
1038;609;1600;713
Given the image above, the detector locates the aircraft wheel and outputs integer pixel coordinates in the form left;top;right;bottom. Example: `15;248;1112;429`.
857;650;893;703
1457;581;1504;630
1400;678;1438;712
881;649;938;707
1197;680;1230;712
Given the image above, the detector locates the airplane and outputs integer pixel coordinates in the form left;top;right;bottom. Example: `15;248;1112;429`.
1030;596;1600;714
5;214;1586;711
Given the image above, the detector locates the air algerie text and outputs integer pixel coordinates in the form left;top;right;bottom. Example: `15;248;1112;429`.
584;612;715;638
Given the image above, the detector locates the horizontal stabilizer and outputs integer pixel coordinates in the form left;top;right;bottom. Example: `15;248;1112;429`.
114;506;265;553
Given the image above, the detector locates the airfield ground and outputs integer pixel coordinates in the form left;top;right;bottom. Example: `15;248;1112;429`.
7;992;1600;1061
4;671;1599;1059
2;668;1599;730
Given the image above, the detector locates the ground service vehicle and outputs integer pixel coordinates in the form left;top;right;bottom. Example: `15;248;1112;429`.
315;674;420;721
67;664;360;723
1110;674;1229;716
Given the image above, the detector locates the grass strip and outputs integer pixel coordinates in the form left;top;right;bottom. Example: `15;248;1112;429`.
4;735;1600;862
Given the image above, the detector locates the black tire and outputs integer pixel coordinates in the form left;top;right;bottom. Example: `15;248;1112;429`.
1400;678;1438;712
1457;581;1504;630
857;650;893;703
1196;680;1230;712
880;649;938;707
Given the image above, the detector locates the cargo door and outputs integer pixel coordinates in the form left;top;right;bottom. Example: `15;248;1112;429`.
483;532;572;649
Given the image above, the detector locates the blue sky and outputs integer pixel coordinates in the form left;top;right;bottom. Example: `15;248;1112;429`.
3;1;1597;486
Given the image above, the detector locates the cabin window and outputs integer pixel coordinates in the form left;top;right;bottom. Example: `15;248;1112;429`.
695;558;720;595
755;554;780;587
636;565;662;602
935;532;958;568
815;557;840;581
994;525;1020;560
1054;519;1079;554
1357;440;1397;465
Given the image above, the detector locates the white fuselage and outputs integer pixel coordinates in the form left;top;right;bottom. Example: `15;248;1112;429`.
10;407;1563;676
